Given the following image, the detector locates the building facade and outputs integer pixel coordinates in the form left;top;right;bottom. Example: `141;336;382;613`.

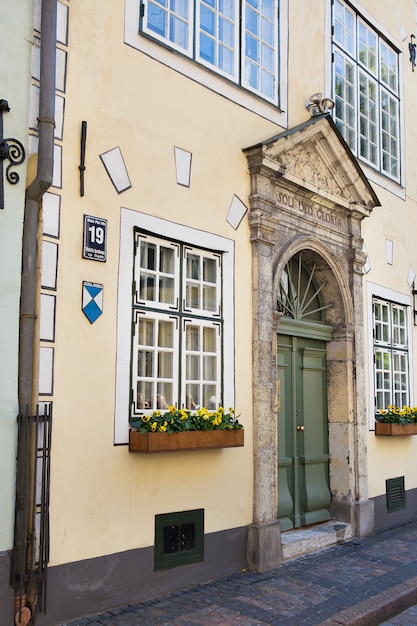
5;0;417;624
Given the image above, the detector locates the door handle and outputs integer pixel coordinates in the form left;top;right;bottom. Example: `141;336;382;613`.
297;425;305;431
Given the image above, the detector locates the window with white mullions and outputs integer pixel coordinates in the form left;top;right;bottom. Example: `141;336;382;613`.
184;247;221;315
331;0;400;182
134;235;180;310
131;230;224;417
184;320;221;410
132;310;179;414
197;0;238;80
141;0;279;103
146;0;192;53
373;298;409;411
243;0;277;101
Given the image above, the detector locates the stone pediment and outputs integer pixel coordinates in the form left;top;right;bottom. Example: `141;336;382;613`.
244;113;380;216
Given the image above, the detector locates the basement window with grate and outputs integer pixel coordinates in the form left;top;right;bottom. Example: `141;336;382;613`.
154;509;204;570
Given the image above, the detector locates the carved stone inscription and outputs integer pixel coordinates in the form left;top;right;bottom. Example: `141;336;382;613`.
258;180;345;231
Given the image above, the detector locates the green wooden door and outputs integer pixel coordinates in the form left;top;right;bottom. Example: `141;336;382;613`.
277;334;331;531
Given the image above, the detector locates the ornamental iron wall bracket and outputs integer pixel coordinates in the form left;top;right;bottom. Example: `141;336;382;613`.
0;99;26;209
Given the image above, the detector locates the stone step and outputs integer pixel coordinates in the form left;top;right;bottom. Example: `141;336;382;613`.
281;520;352;561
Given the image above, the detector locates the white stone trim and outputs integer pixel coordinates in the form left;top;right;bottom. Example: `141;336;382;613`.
114;208;235;444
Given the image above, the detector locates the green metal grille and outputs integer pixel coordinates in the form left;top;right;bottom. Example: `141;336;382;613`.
386;477;406;512
154;509;204;570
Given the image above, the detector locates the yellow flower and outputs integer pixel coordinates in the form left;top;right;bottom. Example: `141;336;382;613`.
152;410;161;417
228;407;235;415
168;405;176;413
142;415;151;422
151;422;157;432
159;421;168;432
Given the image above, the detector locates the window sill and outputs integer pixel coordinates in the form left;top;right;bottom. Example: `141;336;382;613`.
129;429;244;452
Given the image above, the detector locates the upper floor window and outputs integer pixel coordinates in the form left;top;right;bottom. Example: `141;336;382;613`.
140;0;279;103
332;0;400;182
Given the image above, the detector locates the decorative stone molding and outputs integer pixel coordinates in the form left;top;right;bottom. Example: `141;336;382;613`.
244;115;380;571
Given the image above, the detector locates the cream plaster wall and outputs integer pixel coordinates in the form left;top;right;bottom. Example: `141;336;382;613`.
44;0;417;566
359;1;417;499
0;2;33;552
47;0;277;565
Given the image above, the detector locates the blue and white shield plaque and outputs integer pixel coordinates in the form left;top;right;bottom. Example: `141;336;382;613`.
82;281;103;324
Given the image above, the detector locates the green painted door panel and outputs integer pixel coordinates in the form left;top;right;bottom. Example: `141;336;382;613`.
277;335;330;530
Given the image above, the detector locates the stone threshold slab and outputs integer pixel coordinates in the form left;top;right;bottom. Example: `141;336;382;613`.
281;520;353;561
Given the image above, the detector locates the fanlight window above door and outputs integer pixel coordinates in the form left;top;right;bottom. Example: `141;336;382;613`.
277;253;331;322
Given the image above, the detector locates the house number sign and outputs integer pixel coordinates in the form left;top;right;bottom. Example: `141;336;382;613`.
82;214;107;262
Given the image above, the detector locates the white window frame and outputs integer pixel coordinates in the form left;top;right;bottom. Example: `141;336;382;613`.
331;0;401;184
125;0;288;126
367;282;413;430
115;208;235;444
140;0;279;104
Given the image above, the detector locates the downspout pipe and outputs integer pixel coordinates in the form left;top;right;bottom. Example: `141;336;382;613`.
14;0;57;618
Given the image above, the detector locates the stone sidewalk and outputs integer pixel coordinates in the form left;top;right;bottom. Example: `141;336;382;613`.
63;519;417;626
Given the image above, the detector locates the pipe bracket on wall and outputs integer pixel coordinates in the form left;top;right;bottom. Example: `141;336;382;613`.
79;120;87;196
0;99;26;209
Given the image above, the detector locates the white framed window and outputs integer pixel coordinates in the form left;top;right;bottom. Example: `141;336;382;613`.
140;0;279;104
332;0;400;182
115;209;235;444
131;231;223;417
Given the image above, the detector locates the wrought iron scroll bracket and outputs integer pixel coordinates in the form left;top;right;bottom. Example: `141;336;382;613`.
0;99;26;209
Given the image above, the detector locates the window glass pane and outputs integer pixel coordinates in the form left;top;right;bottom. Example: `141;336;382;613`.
243;0;276;101
186;385;200;409
204;385;217;408
138;350;153;377
141;241;156;270
333;0;355;54
203;355;217;380
137;381;153;409
158;351;173;378
380;42;398;93
203;285;216;311
139;317;155;346
186;354;200;379
186;325;200;351
333;52;356;152
197;0;236;77
187;253;200;279
159;277;175;304
380;89;399;178
157;384;173;407
147;1;168;38
358;21;377;74
169;15;188;47
203;326;216;352
171;0;188;19
359;72;378;165
146;0;190;51
201;4;215;34
200;33;215;63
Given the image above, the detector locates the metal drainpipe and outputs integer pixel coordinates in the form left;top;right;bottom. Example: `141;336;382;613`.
13;0;57;622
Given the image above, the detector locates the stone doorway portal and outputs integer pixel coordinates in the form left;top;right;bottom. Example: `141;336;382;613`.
244;114;380;573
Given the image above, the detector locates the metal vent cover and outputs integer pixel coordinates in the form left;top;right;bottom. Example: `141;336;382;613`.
386;476;406;512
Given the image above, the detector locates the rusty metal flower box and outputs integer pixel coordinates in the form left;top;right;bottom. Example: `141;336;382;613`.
129;429;244;452
375;422;417;436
